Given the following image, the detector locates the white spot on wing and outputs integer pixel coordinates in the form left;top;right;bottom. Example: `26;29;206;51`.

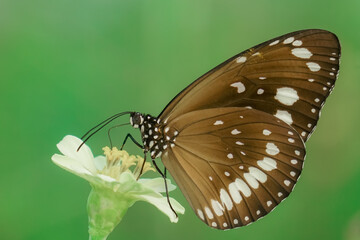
236;141;244;145
211;199;224;216
236;56;247;63
230;82;246;93
257;157;277;171
266;142;280;155
291;159;298;165
283;37;294;44
267;200;272;207
228;182;242;203
306;62;321;72
214;120;223;125
274;87;299;106
257;88;264;95
249;167;267;183
244;173;259;189
259;76;266;80
231;129;241;135
274;110;293;125
291;48;313;59
269;40;279;46
263;129;271;136
204;207;214;219
197;209;205;220
292;40;302;46
284;180;291;186
235;178;251;197
220;189;233;210
227;153;233;159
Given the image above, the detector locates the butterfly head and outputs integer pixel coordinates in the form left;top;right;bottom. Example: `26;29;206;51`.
130;112;144;128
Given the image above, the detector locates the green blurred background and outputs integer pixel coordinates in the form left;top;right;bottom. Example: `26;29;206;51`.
1;0;360;239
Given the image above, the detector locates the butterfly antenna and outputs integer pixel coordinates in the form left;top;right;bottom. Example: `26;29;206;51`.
80;112;132;139
77;111;132;151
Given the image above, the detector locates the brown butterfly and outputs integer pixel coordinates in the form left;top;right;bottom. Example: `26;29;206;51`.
82;29;340;229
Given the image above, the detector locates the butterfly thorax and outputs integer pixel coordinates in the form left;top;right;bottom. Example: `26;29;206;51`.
130;112;178;159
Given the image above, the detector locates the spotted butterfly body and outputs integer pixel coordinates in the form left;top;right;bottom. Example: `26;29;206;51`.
129;29;340;229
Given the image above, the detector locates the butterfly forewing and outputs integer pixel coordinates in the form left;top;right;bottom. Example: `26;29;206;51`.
158;29;340;142
161;107;305;229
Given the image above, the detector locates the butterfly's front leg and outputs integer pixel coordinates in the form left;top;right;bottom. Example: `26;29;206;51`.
151;158;178;218
120;133;144;150
136;150;148;180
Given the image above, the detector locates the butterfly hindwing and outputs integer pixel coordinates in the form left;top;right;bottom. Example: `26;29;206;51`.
158;29;340;142
161;107;305;229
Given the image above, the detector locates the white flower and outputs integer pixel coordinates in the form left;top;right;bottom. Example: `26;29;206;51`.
52;135;184;240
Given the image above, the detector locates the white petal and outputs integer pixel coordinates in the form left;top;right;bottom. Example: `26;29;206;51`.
138;178;176;193
93;156;107;171
137;195;185;222
97;174;117;182
51;154;93;177
115;172;184;222
56;135;97;173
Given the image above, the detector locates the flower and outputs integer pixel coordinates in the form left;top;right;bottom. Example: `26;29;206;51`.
52;135;185;240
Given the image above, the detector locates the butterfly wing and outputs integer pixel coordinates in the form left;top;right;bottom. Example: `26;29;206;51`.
161;107;305;229
158;29;340;141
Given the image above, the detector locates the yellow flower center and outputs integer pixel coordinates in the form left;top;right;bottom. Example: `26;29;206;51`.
101;147;155;180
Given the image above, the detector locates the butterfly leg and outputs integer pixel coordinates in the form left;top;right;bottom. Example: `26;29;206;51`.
151;158;178;218
120;133;143;150
136;150;148;180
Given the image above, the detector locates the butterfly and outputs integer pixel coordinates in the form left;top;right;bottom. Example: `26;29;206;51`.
83;29;340;229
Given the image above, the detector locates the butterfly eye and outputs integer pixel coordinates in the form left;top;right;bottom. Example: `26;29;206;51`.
130;112;144;128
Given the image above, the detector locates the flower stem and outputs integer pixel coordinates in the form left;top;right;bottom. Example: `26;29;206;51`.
87;185;135;240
